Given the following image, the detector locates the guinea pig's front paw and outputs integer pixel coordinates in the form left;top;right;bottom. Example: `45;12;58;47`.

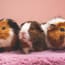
19;39;32;54
22;47;32;54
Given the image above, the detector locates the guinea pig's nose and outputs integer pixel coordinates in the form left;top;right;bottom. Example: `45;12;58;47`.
60;28;65;32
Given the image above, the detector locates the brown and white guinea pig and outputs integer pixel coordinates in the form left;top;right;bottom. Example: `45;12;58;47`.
0;19;19;52
45;17;65;50
19;21;47;54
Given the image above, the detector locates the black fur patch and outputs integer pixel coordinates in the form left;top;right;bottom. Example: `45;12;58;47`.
0;19;20;34
21;22;25;27
7;19;20;34
0;48;5;52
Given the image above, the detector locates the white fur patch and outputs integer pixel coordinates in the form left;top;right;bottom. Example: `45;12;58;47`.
48;17;65;24
19;22;31;40
41;24;49;35
0;29;14;47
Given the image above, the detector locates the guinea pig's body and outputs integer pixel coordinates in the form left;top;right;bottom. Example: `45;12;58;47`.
19;21;47;54
0;19;19;52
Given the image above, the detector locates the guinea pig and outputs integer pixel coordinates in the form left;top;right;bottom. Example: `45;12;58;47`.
47;18;65;50
41;17;65;50
0;19;19;52
19;21;47;54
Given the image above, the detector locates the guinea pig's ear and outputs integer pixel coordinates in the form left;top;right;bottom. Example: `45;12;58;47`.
42;23;46;25
7;19;20;34
48;24;56;30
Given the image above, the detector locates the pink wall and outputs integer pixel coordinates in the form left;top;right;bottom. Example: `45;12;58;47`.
0;0;65;24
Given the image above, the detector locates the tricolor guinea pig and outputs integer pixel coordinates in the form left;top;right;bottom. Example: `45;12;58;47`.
19;21;47;54
47;17;65;50
0;19;19;52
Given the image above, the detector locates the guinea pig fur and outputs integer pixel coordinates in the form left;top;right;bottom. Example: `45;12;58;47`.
0;19;20;52
47;18;65;50
19;21;47;54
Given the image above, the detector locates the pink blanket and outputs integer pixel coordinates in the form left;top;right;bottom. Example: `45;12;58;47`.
0;50;65;65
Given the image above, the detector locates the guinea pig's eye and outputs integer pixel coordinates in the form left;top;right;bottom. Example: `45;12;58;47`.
2;27;6;30
60;28;65;32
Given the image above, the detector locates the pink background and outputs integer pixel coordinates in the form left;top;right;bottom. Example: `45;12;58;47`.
0;0;65;24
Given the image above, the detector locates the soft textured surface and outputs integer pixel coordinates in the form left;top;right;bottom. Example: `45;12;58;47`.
0;50;65;65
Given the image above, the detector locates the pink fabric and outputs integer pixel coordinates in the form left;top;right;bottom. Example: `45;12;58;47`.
0;50;65;65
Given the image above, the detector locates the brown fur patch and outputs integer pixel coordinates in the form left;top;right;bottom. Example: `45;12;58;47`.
0;20;10;39
47;22;65;48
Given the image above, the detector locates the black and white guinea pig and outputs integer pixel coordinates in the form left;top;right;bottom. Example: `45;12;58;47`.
41;17;65;50
0;19;19;52
19;21;47;54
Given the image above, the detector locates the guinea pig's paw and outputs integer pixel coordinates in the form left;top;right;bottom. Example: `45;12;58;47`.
22;47;31;54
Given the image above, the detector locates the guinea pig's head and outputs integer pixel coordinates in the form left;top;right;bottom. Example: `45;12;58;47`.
0;19;19;40
19;21;43;41
47;22;65;49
